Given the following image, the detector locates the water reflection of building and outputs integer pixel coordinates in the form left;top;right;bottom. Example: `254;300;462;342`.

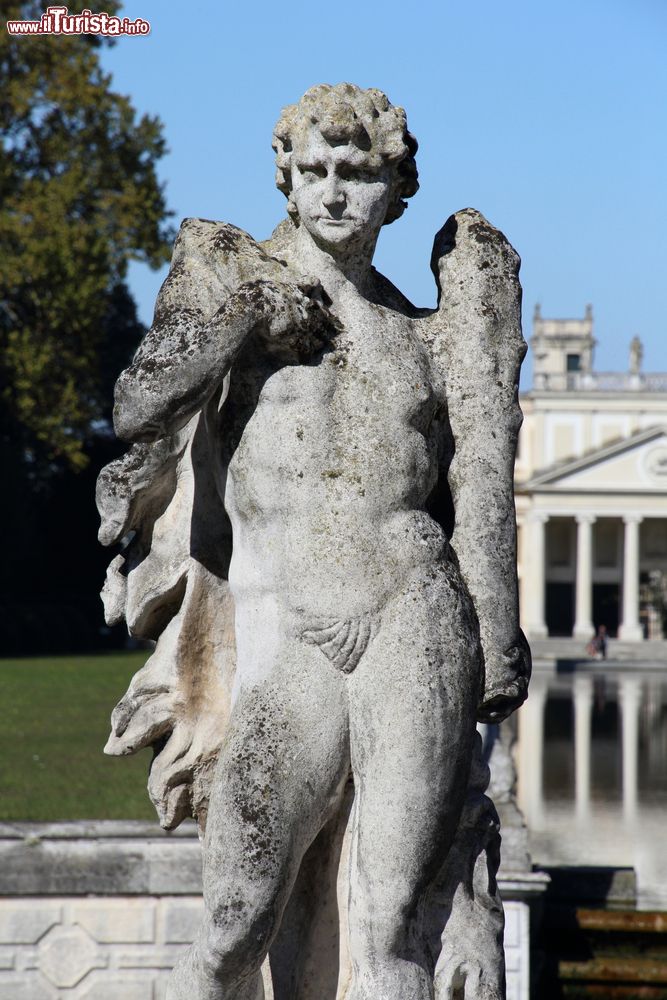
516;306;667;640
516;667;667;907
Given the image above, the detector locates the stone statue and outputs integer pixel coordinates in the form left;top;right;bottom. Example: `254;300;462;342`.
629;335;643;375
97;83;530;1000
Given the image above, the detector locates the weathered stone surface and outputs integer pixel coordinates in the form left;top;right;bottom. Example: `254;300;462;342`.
99;82;530;999
0;825;202;895
0;900;61;944
0;875;538;999
72;898;156;944
77;975;155;1000
163;899;204;944
503;902;530;1000
484;722;532;874
0;887;209;999
0;980;52;1000
38;925;105;987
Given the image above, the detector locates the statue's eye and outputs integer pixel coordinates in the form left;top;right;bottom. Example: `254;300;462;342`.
341;166;376;182
299;164;326;180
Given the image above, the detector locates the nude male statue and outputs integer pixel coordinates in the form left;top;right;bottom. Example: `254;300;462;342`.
99;83;530;1000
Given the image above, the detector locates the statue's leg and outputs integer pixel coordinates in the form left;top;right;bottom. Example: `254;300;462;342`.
346;561;482;1000
167;637;350;1000
269;781;354;1000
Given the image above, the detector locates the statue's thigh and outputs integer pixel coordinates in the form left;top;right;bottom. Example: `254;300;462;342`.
202;642;350;914
347;563;482;910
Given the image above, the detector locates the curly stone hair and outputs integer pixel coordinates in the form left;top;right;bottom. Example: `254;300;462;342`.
272;83;419;227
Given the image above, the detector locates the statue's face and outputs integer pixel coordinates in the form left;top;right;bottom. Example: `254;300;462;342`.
290;127;391;254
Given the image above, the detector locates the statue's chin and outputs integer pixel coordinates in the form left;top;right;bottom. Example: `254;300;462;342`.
308;226;378;266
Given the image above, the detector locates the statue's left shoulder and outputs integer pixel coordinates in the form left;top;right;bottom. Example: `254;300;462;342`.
426;208;524;366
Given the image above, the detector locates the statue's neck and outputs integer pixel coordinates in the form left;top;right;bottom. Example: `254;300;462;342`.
292;225;377;299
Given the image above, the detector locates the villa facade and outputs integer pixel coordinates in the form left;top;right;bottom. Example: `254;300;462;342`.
516;307;667;640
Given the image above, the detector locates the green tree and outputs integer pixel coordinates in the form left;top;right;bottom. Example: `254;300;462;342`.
0;0;173;478
0;3;173;654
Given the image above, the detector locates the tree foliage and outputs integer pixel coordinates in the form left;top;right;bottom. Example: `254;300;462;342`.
0;1;173;477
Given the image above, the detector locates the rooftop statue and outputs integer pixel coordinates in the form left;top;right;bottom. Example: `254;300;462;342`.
97;83;531;1000
629;335;643;375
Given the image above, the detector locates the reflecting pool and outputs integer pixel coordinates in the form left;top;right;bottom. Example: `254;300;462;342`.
516;667;667;908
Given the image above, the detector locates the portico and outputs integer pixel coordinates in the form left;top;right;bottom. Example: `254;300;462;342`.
516;428;667;640
518;507;663;640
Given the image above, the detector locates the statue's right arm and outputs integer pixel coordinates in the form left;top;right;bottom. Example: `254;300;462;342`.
113;220;327;443
114;280;261;442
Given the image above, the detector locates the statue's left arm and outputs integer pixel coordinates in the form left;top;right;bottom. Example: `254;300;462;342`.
427;208;531;723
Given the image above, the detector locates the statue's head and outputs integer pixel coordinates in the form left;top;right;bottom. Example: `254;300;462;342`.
273;84;418;253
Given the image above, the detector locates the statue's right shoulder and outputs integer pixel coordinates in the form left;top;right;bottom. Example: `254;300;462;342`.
173;217;258;258
172;218;289;290
151;218;289;326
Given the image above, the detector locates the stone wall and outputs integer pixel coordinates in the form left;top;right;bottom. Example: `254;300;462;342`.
0;822;546;1000
0;896;202;999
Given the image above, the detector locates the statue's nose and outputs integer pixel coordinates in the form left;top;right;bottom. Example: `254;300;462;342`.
322;177;345;212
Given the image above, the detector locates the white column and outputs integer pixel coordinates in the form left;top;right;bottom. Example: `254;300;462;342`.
619;515;644;641
619;675;641;822
517;675;548;827
525;513;548;639
573;514;596;641
573;675;593;820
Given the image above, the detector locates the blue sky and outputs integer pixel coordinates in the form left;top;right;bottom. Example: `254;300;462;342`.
101;0;667;385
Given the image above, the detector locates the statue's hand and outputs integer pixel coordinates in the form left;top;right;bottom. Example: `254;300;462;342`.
477;630;531;723
146;710;224;832
247;277;340;360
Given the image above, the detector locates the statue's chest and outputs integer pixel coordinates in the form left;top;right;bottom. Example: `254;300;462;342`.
258;315;436;428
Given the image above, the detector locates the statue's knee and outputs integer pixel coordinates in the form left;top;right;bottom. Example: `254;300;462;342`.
199;911;268;983
352;900;417;961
